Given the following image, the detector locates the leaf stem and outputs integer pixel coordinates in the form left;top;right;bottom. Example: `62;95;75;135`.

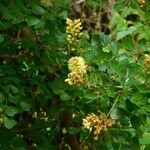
106;94;120;117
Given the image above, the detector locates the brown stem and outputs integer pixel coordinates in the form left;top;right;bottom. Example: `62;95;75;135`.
60;110;81;150
0;48;29;60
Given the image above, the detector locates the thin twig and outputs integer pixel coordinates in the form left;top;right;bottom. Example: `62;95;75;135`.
15;127;43;133
106;94;120;117
0;48;29;60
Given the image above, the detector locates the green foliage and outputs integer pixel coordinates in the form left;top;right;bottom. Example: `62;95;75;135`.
0;0;150;149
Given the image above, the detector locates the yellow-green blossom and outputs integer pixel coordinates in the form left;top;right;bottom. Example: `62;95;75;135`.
65;71;85;86
68;56;87;74
66;18;82;47
138;0;146;8
41;0;53;6
65;56;88;86
144;54;150;68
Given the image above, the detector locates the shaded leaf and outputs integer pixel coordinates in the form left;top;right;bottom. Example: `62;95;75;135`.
5;106;18;117
4;116;17;129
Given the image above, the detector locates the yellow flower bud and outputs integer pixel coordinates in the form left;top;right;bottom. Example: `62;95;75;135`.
41;0;53;6
66;18;82;49
82;113;115;140
65;57;88;87
0;118;3;124
144;54;150;68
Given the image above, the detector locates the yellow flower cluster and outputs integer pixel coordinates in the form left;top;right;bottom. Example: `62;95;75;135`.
83;113;115;140
65;56;87;86
68;56;87;74
41;0;53;6
144;54;150;68
66;18;82;47
138;0;146;8
144;54;150;75
65;71;86;86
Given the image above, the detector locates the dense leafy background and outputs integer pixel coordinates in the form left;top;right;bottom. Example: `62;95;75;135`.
0;0;150;150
